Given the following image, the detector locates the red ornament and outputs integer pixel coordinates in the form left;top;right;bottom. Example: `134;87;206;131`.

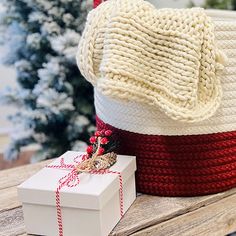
86;145;93;154
95;131;101;137
94;0;104;8
98;147;105;155
89;136;97;144
100;137;109;145
100;129;106;136
105;130;112;136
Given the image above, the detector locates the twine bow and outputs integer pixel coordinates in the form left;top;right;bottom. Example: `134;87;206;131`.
46;154;124;236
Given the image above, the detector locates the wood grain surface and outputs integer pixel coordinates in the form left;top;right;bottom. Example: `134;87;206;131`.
0;160;236;236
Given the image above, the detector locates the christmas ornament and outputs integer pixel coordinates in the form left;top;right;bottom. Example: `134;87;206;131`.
76;129;117;173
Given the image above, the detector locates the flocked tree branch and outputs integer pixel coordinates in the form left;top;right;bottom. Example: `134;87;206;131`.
0;0;94;161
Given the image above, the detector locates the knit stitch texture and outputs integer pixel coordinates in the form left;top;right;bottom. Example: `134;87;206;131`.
77;0;226;122
94;9;236;136
96;116;236;196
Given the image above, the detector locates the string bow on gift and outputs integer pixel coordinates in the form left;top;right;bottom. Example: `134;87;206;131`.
46;130;124;236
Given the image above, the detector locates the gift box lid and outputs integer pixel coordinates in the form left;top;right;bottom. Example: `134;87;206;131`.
18;151;136;210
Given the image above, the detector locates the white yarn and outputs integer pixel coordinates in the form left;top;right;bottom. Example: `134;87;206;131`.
95;90;236;136
78;0;226;123
206;9;236;20
94;10;236;136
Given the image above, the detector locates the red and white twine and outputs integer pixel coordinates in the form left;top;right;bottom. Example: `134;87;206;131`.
46;155;124;236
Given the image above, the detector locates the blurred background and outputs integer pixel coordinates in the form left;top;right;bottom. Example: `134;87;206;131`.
0;0;235;170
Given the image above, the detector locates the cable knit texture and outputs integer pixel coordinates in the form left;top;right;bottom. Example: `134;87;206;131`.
95;9;236;136
77;0;226;122
97;116;236;196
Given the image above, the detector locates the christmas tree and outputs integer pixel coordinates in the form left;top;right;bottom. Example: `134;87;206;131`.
204;0;235;9
0;0;95;162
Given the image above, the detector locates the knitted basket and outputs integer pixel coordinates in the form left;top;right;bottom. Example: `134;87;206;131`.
95;10;236;196
94;0;105;8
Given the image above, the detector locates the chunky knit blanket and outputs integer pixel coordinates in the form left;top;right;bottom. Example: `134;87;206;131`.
77;0;226;122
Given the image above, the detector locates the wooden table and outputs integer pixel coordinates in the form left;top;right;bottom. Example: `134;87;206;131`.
1;160;236;236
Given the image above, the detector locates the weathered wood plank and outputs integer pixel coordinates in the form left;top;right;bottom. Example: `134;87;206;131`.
1;160;236;236
2;192;236;236
0;160;51;190
1;191;236;236
0;207;26;236
131;193;236;236
110;188;236;236
2;184;236;235
0;186;20;211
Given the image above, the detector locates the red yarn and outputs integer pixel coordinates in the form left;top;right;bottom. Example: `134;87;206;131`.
46;155;125;235
96;116;236;196
94;0;105;8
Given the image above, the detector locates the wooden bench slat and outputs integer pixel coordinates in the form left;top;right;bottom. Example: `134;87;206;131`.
0;207;26;236
1;160;236;235
0;186;20;211
0;160;51;190
111;188;236;236
131;193;236;236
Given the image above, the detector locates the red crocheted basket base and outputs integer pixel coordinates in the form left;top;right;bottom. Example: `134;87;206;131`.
94;0;104;8
96;116;236;196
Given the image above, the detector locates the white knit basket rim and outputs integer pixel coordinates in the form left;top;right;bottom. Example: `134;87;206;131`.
95;9;236;136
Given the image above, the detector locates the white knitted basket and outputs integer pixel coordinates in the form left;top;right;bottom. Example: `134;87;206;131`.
95;10;236;136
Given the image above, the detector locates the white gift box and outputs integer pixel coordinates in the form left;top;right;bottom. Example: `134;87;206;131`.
18;151;136;236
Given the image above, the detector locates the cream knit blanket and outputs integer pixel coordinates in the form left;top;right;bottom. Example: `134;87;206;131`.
77;0;226;122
